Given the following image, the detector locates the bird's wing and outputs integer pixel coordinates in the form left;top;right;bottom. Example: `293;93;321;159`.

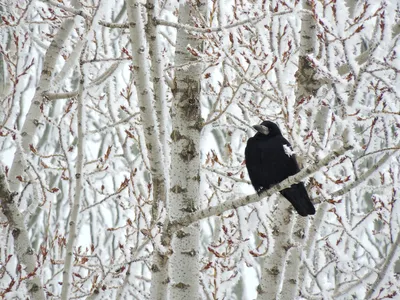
245;137;267;192
278;136;301;175
272;136;301;179
245;136;301;192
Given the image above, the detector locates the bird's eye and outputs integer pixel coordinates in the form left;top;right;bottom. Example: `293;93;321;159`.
252;124;270;135
260;125;269;135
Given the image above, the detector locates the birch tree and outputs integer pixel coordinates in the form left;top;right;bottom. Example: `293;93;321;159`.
1;0;400;299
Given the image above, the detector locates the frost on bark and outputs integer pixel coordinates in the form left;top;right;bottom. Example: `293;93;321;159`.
60;72;85;300
257;1;317;299
127;0;165;220
167;1;205;299
278;2;320;299
278;216;310;300
7;18;75;194
0;12;74;300
126;0;165;221
145;0;169;166
295;1;320;101
125;1;168;299
296;0;332;137
0;171;45;300
257;200;293;300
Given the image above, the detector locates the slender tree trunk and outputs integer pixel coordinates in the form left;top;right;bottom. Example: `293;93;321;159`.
278;1;320;298
126;0;165;220
257;200;293;300
146;0;169;168
60;67;85;300
258;1;303;298
0;172;45;299
125;1;168;299
8;18;75;194
295;1;319;102
0;12;76;300
168;1;205;298
278;217;310;299
298;202;329;291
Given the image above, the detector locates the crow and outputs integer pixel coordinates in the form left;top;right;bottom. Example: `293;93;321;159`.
245;121;315;216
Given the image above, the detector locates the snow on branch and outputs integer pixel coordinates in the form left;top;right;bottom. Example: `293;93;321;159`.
168;145;352;233
41;0;91;20
43;91;79;100
203;166;251;184
330;149;398;199
310;145;400;204
153;14;267;33
0;172;45;300
86;112;140;135
99;9;294;32
364;231;400;299
7;17;75;194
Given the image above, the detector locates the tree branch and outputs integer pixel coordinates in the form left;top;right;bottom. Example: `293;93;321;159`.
40;0;92;19
43;91;79;100
153;14;267;33
99;10;295;32
365;231;400;299
168;145;352;233
60;67;85;300
312;147;399;203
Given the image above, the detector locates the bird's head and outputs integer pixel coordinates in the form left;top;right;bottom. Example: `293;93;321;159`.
253;121;282;137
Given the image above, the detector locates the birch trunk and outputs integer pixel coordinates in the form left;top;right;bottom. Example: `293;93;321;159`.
295;1;319;101
145;2;171;297
0;172;45;299
126;0;165;220
278;217;310;299
257;200;293;300
258;2;300;298
146;0;169;167
60;69;85;300
7;18;75;194
125;1;168;299
0;13;76;300
277;1;320;298
168;1;205;298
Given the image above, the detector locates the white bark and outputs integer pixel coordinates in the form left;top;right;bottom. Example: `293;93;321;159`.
126;0;165;221
125;1;168;299
298;202;329;293
1;13;75;300
60;71;85;300
295;0;323;101
257;4;298;298
278;217;309;300
2;0;398;298
0;172;45;300
8;18;75;193
278;2;320;298
58;3;110;297
146;0;169;168
257;200;293;300
167;1;205;298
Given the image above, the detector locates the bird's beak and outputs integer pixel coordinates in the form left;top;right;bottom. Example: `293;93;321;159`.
253;125;269;135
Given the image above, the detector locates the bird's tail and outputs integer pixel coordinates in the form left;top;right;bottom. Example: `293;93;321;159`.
280;183;316;217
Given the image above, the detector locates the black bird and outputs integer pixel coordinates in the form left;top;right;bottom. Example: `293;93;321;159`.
245;121;315;216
